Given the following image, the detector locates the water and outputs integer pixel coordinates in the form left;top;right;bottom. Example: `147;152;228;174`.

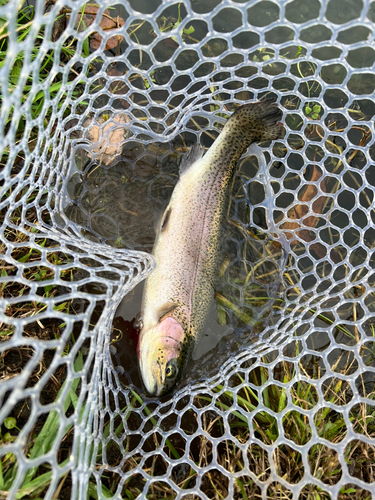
62;103;372;398
60;0;374;397
64;134;287;396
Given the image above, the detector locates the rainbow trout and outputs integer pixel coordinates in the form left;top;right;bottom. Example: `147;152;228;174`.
139;100;283;396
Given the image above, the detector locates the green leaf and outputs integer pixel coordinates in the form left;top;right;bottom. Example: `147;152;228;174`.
10;60;22;85
87;481;114;499
18;251;33;263
33;81;64;104
217;306;226;326
0;329;13;337
305;106;312;115
37;238;46;247
69;387;79;409
124;489;135;500
3;453;17;489
0;268;8;293
278;387;287;412
313;104;321;113
4;417;17;429
3;432;15;443
183;25;195;35
0;459;4;490
15;459;69;499
83;36;89;58
54;301;69;311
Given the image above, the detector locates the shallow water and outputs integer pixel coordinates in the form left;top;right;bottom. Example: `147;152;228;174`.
64;128;371;398
61;0;375;396
64;136;288;396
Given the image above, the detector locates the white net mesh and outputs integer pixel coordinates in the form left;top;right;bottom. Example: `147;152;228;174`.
1;0;375;498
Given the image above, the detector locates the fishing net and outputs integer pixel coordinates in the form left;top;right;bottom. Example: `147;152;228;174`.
1;0;375;498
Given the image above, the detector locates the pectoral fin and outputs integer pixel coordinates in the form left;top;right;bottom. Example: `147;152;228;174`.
156;302;179;322
161;207;172;232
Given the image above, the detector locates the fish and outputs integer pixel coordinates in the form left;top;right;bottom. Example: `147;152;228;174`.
138;99;283;396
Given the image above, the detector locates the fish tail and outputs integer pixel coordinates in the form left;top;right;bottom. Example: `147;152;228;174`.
228;99;283;142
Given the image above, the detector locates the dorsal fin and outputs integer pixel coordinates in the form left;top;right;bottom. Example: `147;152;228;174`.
179;143;205;175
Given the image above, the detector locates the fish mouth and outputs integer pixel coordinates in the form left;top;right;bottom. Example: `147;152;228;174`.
138;336;167;397
141;366;165;397
141;352;177;397
145;379;158;396
139;317;185;396
139;346;158;396
150;361;164;397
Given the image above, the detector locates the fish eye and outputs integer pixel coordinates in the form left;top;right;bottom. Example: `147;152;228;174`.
165;360;178;379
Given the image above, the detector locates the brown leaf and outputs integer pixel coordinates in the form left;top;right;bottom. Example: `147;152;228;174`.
83;113;132;165
51;9;67;41
74;6;125;51
279;164;329;259
106;67;125;77
94;33;124;51
164;37;179;49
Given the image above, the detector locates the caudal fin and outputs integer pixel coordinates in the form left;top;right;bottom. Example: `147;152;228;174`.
228;99;283;143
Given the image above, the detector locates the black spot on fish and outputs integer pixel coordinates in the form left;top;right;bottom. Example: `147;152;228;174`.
161;207;172;232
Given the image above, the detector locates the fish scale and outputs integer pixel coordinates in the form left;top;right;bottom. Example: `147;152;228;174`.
139;100;283;396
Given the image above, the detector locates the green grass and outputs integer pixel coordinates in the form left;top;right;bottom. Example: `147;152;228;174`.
0;2;101;168
0;205;85;498
0;351;83;500
97;347;374;499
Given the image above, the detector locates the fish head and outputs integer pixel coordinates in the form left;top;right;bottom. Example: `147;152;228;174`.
138;316;188;397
